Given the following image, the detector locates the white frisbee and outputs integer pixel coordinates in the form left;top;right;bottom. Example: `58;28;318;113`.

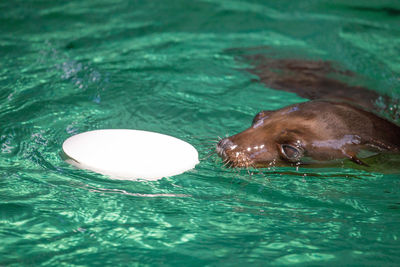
62;129;199;180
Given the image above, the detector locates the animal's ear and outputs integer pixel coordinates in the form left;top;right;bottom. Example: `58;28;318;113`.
252;110;273;126
278;144;304;162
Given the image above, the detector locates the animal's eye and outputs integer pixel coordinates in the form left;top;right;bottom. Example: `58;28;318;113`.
280;144;303;162
252;110;272;126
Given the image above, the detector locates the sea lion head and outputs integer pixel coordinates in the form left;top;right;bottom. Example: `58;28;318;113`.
216;104;315;168
216;100;398;168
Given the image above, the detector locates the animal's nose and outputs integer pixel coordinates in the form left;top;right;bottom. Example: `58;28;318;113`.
216;138;234;157
217;138;230;149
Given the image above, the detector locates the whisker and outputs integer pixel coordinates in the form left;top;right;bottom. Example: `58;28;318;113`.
201;151;217;161
197;142;219;148
201;145;217;153
246;167;252;177
191;135;219;139
198;139;220;143
222;159;231;168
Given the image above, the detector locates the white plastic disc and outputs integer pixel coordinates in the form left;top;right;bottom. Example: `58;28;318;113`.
62;129;199;180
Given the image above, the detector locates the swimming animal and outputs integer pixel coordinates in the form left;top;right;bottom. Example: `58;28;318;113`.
217;55;400;168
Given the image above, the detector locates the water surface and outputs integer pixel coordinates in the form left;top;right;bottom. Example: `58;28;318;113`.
1;0;400;265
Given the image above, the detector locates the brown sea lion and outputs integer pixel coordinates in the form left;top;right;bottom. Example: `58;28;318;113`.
217;55;400;168
217;100;400;168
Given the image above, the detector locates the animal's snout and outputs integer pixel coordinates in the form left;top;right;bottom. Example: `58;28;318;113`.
216;138;235;157
216;138;254;167
216;138;228;158
217;138;232;149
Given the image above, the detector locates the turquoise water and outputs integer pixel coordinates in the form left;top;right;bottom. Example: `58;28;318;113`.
1;0;400;265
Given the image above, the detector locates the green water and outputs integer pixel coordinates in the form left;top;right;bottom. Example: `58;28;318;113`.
1;0;400;265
